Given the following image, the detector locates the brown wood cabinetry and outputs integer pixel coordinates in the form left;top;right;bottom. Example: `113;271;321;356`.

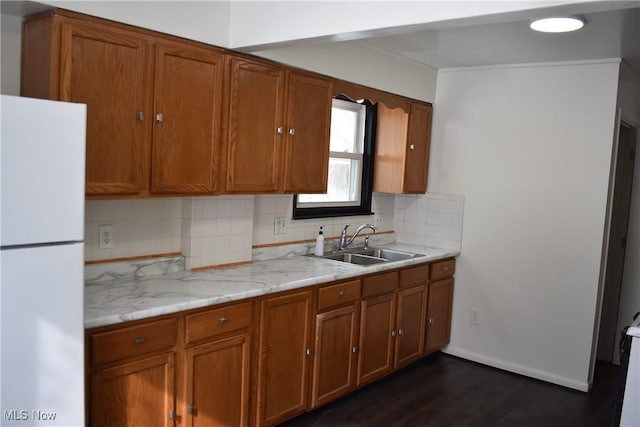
426;277;455;354
87;316;178;426
224;57;332;194
86;259;454;427
358;265;429;384
184;302;252;427
255;290;313;426
311;280;361;408
425;258;455;354
22;11;224;197
374;101;433;194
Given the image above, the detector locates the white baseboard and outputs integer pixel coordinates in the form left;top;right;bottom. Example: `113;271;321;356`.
442;345;590;392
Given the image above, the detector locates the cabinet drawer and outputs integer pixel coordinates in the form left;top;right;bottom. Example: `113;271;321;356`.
186;301;252;344
430;259;456;281
362;271;398;298
90;317;178;366
399;264;428;289
318;279;361;311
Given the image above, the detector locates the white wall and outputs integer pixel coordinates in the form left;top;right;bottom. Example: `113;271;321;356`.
1;13;22;95
38;1;231;47
429;60;620;391
254;42;437;103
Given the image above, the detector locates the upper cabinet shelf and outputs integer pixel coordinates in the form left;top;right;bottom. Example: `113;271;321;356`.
21;9;431;198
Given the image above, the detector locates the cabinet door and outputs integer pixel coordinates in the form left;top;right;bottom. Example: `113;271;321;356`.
373;103;409;194
59;21;152;196
90;353;176;427
311;304;359;408
282;72;332;193
395;284;428;368
185;334;251;427
151;44;224;194
425;278;454;354
256;290;313;426
404;102;432;193
225;58;285;193
357;292;396;386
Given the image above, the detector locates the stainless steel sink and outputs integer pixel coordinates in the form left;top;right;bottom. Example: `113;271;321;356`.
314;247;425;266
321;252;389;266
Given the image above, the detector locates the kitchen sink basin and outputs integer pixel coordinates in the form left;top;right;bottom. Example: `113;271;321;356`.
321;252;388;266
314;247;425;266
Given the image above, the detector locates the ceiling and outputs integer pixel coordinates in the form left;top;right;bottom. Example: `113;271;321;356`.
339;3;640;72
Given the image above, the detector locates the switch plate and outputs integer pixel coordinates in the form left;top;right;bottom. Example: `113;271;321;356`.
274;217;287;234
99;224;114;249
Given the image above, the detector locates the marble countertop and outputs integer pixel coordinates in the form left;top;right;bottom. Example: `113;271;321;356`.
84;244;459;329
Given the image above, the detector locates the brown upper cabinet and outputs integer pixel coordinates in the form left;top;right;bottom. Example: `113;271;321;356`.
22;9;431;199
374;101;433;194
22;11;224;197
223;57;332;194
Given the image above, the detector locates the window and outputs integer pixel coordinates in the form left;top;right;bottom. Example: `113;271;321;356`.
293;97;376;219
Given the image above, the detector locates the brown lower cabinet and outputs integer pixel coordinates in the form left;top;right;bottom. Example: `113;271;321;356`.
86;259;455;427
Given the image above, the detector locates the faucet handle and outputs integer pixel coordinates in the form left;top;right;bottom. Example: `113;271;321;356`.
342;224;350;233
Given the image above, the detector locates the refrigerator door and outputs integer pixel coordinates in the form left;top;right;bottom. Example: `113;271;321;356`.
0;95;86;246
1;243;84;426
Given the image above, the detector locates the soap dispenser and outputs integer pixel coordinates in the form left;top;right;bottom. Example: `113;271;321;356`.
314;226;325;256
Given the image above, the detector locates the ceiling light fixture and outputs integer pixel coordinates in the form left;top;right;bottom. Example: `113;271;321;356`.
529;16;585;33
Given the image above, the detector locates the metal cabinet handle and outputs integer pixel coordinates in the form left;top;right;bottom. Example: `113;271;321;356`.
169;410;176;420
428;318;433;324
306;348;312;356
352;346;358;353
156;113;164;123
409;144;415;150
289;128;296;136
187;405;197;415
398;328;404;336
133;337;145;344
218;317;228;325
443;267;450;271
277;126;284;134
391;330;397;337
136;111;144;121
338;291;346;297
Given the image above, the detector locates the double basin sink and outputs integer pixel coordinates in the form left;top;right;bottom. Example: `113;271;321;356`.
314;247;425;266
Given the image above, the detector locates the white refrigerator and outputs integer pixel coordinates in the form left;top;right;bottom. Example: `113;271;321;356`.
1;95;86;426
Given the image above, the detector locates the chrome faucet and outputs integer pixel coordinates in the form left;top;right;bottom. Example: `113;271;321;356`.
339;223;377;250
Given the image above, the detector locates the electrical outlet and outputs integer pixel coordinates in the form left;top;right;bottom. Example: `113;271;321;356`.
470;308;480;326
99;224;114;249
273;217;287;234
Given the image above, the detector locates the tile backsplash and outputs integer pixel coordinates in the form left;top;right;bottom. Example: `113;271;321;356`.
394;192;464;251
85;192;464;269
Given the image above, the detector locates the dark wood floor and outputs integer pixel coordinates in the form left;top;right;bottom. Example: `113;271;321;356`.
280;353;621;427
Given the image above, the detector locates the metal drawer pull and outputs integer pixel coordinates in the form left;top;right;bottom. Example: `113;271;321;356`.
136;111;144;121
442;267;450;271
218;317;229;325
409;144;415;150
398;328;404;336
277;126;284;134
156;113;164;123
338;291;347;297
133;337;145;344
289;128;296;135
352;346;358;353
306;348;312;356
